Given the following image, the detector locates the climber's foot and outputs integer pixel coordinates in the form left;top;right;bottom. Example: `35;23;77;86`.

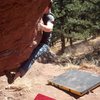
5;71;15;84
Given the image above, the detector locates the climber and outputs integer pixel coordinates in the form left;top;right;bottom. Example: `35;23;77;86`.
5;0;55;84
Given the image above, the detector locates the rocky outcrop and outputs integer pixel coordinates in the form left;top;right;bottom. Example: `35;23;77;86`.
0;0;50;75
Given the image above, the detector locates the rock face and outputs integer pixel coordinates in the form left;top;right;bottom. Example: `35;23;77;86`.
0;0;50;75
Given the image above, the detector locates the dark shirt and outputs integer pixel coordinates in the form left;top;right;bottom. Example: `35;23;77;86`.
40;13;54;45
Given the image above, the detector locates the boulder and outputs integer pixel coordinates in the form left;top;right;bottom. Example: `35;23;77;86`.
0;0;50;75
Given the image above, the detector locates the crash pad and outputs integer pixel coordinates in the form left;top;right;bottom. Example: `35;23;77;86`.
48;69;100;96
34;94;55;100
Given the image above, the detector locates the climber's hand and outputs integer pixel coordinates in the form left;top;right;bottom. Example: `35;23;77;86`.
38;19;44;31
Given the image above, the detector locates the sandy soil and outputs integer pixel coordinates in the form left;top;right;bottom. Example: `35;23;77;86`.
0;37;100;100
0;61;100;100
0;62;68;100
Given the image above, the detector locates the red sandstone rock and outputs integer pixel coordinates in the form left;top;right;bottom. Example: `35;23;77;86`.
0;0;50;75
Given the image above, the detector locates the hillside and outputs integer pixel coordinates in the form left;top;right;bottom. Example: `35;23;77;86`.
0;37;100;100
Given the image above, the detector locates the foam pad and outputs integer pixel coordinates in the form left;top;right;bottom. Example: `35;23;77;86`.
49;69;100;96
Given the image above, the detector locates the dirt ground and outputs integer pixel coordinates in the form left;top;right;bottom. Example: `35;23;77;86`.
0;62;100;100
0;62;67;100
0;37;100;100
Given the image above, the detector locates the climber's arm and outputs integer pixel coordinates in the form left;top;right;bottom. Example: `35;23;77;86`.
39;21;54;32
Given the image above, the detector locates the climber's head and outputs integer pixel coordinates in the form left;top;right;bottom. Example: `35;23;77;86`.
48;0;53;8
44;0;53;14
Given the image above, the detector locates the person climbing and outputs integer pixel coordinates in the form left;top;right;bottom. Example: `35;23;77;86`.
5;0;55;84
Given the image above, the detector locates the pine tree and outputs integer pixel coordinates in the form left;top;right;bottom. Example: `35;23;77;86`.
52;0;100;52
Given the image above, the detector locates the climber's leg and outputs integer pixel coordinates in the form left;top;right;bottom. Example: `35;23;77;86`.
7;43;49;84
17;43;49;77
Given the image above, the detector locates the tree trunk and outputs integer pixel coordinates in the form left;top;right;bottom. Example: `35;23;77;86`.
61;34;65;53
69;37;73;46
68;29;73;46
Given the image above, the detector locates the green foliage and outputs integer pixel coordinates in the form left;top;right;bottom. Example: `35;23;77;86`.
52;0;100;42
